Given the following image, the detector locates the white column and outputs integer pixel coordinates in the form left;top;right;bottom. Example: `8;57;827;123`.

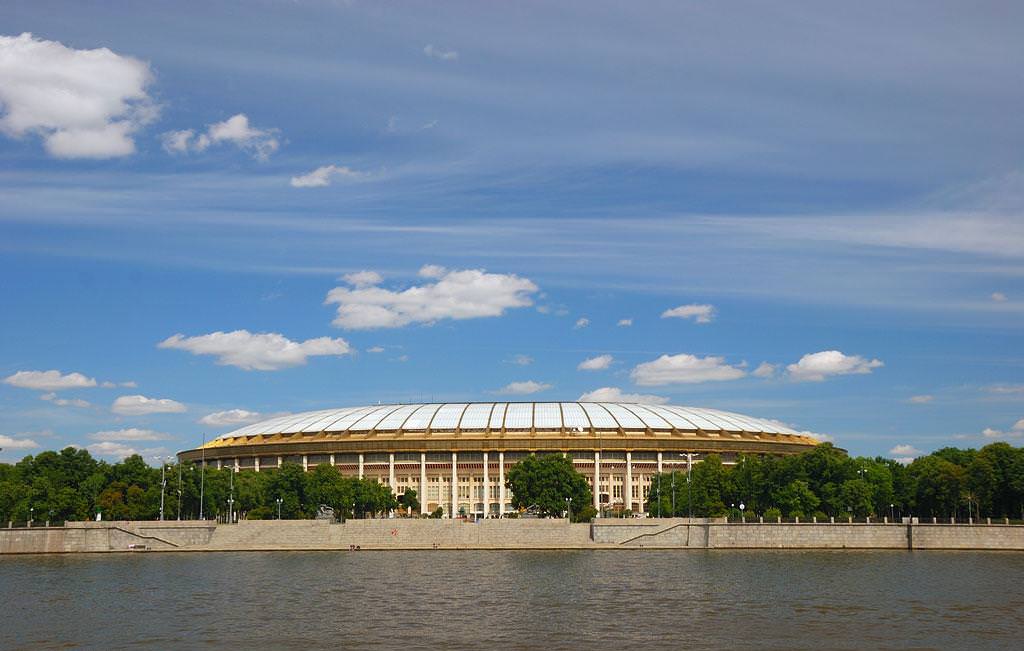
450;452;458;518
276;455;282;469
419;453;427;515
482;452;490;518
388;453;396;493
302;455;308;471
657;451;663;474
233;457;240;473
216;459;223;470
593;451;601;514
253;457;259;472
498;452;506;517
329;453;335;466
625;452;633;512
358;453;364;479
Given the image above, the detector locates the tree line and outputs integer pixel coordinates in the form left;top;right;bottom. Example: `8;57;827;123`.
2;441;1023;523
0;449;416;523
645;442;1024;521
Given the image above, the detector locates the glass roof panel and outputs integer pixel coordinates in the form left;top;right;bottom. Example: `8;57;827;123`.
580;402;618;429
403;403;442;430
459;403;494;429
504;403;534;429
533;403;563;429
430;404;468;430
560;403;591;432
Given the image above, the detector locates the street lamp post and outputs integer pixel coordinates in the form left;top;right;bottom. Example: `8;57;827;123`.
154;456;173;521
565;497;572;522
29;506;34;528
199;434;206;520
687;457;693;520
228;465;235;524
276;497;283;520
177;462;183;521
739;502;746;523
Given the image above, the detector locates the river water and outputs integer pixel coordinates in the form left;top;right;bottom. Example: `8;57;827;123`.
1;550;1022;650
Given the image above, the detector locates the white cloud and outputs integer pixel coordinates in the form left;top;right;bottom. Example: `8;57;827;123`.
661;303;716;324
889;444;921;458
495;380;551;395
984;420;1024;439
366;346;385;353
578;354;613;371
752;362;776;378
908;394;934;404
0;434;40;450
158;330;351;371
89;428;169;442
617;318;633;327
112;394;186;416
985;384;1024;395
630;354;746;386
161;114;279;160
86;441;141;460
342;270;383;288
510;354;533;366
325;267;538;330
991;292;1008;302
40;393;91;408
423;44;458;61
290;164;367;188
574;317;590;329
418;264;447;279
578;387;669;405
786;350;884;382
199;409;263;427
0;33;155;158
4;370;97;391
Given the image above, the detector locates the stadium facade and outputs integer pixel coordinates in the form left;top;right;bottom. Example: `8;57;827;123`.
177;401;821;517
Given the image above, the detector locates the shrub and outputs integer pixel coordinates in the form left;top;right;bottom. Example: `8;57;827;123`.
764;507;782;520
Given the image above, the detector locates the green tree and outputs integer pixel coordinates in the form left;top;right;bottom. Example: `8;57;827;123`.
400;488;420;515
774;479;819;518
505;454;593;520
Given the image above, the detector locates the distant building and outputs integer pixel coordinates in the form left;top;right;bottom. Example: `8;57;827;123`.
177;402;821;517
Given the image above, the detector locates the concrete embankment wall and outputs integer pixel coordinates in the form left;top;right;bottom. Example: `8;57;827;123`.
0;521;215;554
3;519;1024;553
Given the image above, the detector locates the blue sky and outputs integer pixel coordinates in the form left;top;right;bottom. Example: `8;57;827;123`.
1;1;1022;463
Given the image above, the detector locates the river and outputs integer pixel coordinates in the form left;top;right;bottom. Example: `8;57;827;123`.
2;550;1022;650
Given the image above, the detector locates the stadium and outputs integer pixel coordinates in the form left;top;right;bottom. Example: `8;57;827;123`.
177;401;822;517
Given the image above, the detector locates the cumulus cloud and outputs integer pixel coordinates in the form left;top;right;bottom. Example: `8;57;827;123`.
0;434;40;450
325;267;538;330
752;362;776;378
88;428;169;442
510;354;534;366
661;304;715;324
1015;418;1024;431
0;33;156;158
889;444;921;458
4;369;98;391
112;395;186;416
578;387;669;405
86;441;142;460
578;354;613;371
786;350;884;382
908;394;934;404
342;270;383;288
418;264;447;279
198;409;263;428
494;380;551;395
991;292;1008;302
290;164;367;188
366;346;385;353
40;393;91;408
574;317;590;329
423;44;458;61
617;318;633;327
630;354;746;386
161;114;279;160
158;330;352;371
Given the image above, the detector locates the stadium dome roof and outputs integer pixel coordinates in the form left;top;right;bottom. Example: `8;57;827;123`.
215;402;811;440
